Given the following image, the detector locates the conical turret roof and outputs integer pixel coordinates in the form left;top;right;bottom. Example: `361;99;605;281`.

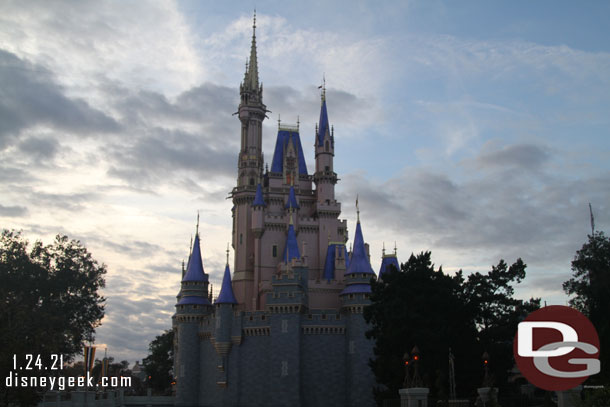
215;264;237;304
182;234;208;282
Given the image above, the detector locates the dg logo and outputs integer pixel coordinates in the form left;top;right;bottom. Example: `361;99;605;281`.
513;305;601;391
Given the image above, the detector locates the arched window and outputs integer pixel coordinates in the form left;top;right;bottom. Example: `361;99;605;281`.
325;140;329;152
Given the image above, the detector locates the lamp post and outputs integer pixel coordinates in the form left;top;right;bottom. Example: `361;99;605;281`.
411;345;422;388
402;352;411;388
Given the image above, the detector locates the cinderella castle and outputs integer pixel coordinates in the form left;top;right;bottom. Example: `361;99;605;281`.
172;15;400;407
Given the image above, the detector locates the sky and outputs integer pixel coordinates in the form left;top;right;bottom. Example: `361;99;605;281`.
1;0;609;363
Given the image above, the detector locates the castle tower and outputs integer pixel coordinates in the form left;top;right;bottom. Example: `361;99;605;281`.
314;85;336;204
173;223;212;407
213;254;239;388
340;204;377;407
232;12;266;309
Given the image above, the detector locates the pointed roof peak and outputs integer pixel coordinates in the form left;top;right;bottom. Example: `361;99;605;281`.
283;220;300;263
246;10;259;91
285;185;300;209
316;83;330;147
345;220;375;276
215;263;237;304
252;183;266;207
182;233;208;282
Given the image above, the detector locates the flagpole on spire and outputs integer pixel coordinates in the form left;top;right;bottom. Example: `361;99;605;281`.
356;194;360;223
226;242;230;265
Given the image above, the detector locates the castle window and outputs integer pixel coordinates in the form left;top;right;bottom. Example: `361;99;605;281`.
281;319;288;333
249;178;255;186
335;314;341;320
321;314;327;320
261;315;266;321
325;141;329;152
272;245;278;258
240;234;243;245
281;361;288;377
325;165;329;171
349;340;355;354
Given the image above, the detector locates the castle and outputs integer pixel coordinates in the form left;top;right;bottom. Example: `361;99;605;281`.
172;15;400;407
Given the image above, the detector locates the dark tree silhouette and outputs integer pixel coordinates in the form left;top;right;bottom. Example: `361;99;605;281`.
365;251;539;406
0;230;106;406
143;329;174;394
563;231;610;382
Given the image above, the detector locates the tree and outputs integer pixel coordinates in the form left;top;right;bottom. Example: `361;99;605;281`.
142;329;174;395
0;230;106;405
364;252;480;403
563;231;610;382
464;259;540;388
365;252;539;405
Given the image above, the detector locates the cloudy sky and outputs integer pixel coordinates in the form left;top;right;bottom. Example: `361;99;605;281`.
1;1;609;363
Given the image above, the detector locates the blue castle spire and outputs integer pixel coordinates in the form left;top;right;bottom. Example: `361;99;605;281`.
285;185;300;209
317;97;329;147
177;219;211;306
182;233;209;282
283;214;300;262
252;183;266;207
216;263;237;304
345;221;375;276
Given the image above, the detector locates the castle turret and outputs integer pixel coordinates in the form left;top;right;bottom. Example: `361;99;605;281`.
314;85;337;204
213;255;239;386
340;203;376;407
174;221;211;406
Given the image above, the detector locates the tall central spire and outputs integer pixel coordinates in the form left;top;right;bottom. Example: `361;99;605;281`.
247;10;259;91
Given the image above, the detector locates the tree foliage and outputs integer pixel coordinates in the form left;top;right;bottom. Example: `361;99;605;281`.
365;251;539;404
563;231;610;381
142;329;174;394
0;230;106;405
365;252;479;402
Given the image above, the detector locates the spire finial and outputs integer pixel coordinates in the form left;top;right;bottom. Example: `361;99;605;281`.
278;113;281;129
394;241;397;256
196;211;200;236
226;243;230;265
321;73;326;101
297;115;300;131
382;242;386;256
289;209;294;226
189;234;193;256
356;194;360;223
253;9;256;37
